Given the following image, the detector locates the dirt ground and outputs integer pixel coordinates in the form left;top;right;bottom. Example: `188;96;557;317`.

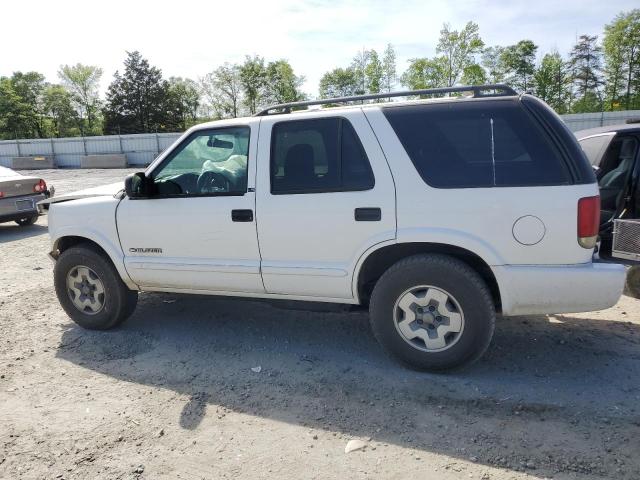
1;168;639;480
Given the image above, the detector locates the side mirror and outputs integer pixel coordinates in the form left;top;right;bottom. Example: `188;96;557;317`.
124;172;151;198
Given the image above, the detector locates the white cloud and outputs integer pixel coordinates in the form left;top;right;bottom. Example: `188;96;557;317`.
0;0;636;97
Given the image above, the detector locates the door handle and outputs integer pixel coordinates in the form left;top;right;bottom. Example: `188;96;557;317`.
354;207;381;221
231;209;254;222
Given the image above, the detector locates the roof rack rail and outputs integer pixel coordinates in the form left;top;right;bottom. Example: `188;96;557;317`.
255;84;518;116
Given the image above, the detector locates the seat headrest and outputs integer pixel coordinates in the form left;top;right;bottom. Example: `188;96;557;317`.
284;144;315;182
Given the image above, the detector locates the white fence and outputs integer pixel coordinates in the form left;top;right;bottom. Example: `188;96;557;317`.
561;110;640;132
0;132;182;168
1;110;640;168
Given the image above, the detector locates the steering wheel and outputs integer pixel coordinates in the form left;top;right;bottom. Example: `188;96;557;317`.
197;170;231;194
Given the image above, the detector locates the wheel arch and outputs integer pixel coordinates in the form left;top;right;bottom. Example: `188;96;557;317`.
51;232;137;290
354;242;502;312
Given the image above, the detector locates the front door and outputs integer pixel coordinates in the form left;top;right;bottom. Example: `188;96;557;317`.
117;122;264;293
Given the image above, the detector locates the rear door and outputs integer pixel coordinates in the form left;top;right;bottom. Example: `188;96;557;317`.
255;110;396;299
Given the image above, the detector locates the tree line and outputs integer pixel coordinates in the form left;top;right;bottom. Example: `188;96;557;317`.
0;9;638;140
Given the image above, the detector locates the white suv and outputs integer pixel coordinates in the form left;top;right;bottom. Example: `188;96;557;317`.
45;85;625;371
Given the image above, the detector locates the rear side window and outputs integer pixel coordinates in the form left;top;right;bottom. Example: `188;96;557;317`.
383;101;571;188
271;117;374;194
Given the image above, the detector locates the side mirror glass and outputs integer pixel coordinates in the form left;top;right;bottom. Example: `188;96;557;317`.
124;172;150;198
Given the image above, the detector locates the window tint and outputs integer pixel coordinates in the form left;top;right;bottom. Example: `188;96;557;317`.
271;118;374;194
383;101;571;188
153;127;249;196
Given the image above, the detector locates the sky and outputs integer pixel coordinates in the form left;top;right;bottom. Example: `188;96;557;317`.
0;0;637;97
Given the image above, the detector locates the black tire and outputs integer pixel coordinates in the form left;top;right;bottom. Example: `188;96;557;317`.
625;266;640;299
15;215;38;226
369;254;495;371
54;243;138;330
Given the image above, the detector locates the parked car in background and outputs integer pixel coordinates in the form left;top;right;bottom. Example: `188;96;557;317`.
576;121;640;297
44;85;625;371
0;166;54;226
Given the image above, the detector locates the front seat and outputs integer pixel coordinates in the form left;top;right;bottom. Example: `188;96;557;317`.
283;144;316;189
599;138;638;225
600;139;637;189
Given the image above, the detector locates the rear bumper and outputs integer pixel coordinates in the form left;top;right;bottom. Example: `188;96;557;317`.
494;262;626;316
0;193;46;223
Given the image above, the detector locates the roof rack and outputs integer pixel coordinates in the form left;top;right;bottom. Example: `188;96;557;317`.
255;84;518;116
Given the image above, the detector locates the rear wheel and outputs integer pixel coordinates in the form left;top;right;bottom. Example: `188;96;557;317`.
369;254;495;371
15;215;38;226
54;244;138;330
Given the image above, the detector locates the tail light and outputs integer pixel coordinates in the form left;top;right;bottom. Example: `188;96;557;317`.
577;195;600;249
0;191;4;198
33;179;47;193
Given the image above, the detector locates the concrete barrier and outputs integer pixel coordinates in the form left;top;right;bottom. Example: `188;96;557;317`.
80;154;128;169
11;156;56;169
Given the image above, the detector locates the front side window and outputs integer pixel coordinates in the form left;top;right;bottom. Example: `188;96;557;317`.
152;127;250;196
270;117;374;194
383;100;571;188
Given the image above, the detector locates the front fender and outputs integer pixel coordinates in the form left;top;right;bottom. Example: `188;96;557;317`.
47;197;137;290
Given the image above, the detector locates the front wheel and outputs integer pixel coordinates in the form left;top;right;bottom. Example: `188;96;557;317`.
369;254;495;371
54;244;138;330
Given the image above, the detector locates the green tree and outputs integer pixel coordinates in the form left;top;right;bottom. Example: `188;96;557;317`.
569;34;604;112
58;63;103;135
239;55;267;115
501;40;538;92
604;10;640;110
534;52;570;113
42;84;77;137
103;51;171;134
482;46;507;83
351;49;371;95
264;59;306;105
381;44;397;93
319;67;359;99
400;57;449;91
0;72;47;139
166;77;200;131
461;64;487;85
365;50;384;94
200;63;243;119
436;21;485;86
0;77;32;139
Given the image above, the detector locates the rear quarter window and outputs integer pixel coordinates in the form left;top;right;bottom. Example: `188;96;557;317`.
382;100;571;188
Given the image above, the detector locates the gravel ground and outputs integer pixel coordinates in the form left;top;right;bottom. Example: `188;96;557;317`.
1;168;639;480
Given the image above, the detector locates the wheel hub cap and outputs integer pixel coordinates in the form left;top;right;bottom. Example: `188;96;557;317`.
393;286;464;352
66;266;105;315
